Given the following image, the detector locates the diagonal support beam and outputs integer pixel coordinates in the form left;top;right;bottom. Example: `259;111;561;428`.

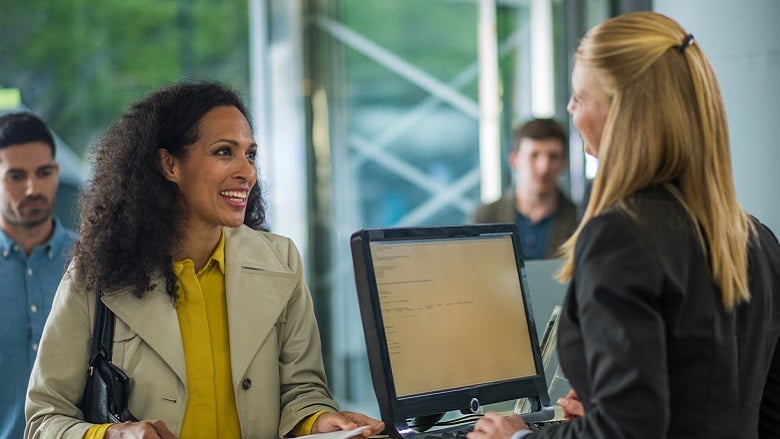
316;17;479;118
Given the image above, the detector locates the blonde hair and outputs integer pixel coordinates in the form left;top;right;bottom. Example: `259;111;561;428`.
557;11;754;310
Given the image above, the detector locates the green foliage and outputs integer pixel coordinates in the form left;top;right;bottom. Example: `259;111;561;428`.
0;0;250;157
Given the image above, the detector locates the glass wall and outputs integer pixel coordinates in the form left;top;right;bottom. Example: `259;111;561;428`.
297;0;581;414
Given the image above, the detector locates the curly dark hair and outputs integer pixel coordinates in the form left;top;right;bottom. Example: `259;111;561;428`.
74;80;266;299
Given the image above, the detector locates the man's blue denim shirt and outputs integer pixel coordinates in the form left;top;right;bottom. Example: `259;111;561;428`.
0;218;75;438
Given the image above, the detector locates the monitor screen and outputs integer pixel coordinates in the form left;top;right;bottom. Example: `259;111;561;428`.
369;234;536;397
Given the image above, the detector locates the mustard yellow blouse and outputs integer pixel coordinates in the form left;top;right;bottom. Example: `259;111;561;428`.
173;231;241;437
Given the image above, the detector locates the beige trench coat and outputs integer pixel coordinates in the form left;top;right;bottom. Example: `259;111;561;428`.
25;225;338;438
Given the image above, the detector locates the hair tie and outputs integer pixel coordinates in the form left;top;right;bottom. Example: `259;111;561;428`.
679;33;695;53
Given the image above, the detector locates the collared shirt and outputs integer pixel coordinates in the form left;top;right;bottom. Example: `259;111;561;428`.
515;211;553;261
173;231;242;438
0;218;75;438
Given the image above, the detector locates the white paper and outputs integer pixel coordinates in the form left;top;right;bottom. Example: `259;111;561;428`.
295;426;367;439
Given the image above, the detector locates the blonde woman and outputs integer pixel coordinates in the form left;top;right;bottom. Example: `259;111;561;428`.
469;11;780;439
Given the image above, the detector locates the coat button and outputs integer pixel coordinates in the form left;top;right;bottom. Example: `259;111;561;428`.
242;378;252;389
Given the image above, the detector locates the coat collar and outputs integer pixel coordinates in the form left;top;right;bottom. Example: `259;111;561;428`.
102;225;299;387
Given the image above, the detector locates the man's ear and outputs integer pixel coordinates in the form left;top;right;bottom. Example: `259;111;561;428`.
158;148;178;183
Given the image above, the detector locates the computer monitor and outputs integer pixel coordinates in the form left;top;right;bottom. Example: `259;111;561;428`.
350;224;554;438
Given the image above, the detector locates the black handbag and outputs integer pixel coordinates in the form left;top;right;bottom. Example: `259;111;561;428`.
78;293;139;424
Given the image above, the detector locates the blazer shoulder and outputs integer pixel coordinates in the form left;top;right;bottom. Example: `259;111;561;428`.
470;192;515;223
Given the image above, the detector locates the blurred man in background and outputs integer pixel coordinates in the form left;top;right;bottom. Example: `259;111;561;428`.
469;118;577;260
0;112;76;438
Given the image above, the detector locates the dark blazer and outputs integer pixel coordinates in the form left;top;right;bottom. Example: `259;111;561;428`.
538;185;780;438
468;188;578;259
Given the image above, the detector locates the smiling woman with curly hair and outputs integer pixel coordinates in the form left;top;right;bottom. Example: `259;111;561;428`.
25;80;384;439
75;81;266;300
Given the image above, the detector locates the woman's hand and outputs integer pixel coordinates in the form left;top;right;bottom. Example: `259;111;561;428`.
467;411;527;439
557;389;584;420
313;411;385;437
105;420;177;438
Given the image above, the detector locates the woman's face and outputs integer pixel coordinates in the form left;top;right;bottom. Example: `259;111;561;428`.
567;61;610;158
161;105;257;232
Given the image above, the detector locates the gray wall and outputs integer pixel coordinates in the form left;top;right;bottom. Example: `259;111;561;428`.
654;0;780;234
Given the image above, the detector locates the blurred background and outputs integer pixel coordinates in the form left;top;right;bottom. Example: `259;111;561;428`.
2;0;777;416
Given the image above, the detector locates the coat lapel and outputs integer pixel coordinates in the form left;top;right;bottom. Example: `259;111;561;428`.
223;227;297;386
103;283;187;384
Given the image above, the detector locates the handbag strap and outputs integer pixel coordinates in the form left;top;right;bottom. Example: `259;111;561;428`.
90;291;116;361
